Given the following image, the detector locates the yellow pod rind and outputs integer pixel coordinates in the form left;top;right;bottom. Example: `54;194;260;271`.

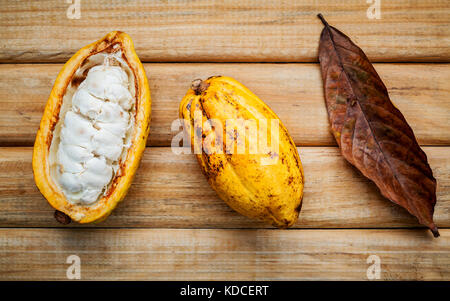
180;76;304;228
33;31;151;223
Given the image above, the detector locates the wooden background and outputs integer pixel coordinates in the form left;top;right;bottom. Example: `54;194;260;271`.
0;0;449;280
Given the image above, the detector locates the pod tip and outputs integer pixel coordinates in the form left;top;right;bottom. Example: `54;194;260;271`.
54;210;71;225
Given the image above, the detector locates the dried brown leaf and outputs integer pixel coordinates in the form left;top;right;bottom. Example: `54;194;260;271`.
317;14;439;237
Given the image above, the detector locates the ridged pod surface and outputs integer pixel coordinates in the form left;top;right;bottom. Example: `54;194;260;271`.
179;76;304;228
33;32;151;223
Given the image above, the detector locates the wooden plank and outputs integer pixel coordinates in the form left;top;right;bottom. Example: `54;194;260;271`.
0;0;449;63
0;228;448;280
0;146;448;228
0;63;449;147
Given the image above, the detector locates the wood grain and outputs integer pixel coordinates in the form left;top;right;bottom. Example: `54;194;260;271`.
0;146;448;228
0;0;449;63
1;0;449;283
0;63;449;147
0;228;448;280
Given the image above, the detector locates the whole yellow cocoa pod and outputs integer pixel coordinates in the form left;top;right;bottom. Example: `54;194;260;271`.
179;76;304;228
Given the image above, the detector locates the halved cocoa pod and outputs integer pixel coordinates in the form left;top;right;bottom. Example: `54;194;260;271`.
33;32;151;223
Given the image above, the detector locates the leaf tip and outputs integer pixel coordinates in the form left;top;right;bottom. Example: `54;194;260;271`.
431;225;440;238
317;13;328;26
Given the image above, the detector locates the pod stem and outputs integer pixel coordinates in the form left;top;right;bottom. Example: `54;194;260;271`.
191;79;210;95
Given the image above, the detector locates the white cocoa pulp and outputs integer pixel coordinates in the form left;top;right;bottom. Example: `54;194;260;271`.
50;51;135;205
